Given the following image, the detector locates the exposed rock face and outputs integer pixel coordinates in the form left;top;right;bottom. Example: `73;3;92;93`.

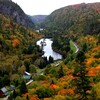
0;0;34;28
30;15;47;24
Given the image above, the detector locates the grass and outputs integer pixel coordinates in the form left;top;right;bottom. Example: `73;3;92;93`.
70;40;77;53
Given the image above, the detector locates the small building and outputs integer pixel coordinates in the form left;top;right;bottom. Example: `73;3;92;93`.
9;85;15;91
22;71;32;80
0;87;9;97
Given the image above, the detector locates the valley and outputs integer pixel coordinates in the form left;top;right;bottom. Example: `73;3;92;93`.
0;1;100;100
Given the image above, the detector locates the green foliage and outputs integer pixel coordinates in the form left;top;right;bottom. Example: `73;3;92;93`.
58;66;64;78
52;34;70;58
73;65;91;99
75;50;86;64
33;75;46;81
29;64;37;73
24;59;30;72
91;82;100;99
70;41;76;53
42;3;100;35
44;66;59;78
20;81;28;94
35;86;54;98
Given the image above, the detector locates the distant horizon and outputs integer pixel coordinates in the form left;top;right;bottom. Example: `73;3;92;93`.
12;0;100;15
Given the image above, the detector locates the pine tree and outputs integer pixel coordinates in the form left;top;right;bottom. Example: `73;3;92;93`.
13;89;17;100
58;66;64;78
73;65;91;100
20;80;27;94
49;56;54;63
26;95;29;100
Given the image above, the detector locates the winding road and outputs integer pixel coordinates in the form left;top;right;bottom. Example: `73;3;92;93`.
72;41;80;53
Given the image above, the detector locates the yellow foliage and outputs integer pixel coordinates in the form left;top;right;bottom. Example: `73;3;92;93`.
93;82;100;99
54;95;66;100
92;46;100;51
44;98;52;100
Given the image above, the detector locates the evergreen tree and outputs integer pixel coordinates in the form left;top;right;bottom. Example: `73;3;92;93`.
73;65;91;100
26;95;29;100
75;50;86;64
58;66;64;78
24;59;30;72
20;81;27;94
49;56;54;63
13;89;17;100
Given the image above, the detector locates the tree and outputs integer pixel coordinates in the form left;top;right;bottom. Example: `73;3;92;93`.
73;65;91;100
30;64;36;74
49;56;54;63
81;41;87;52
58;66;64;78
26;95;29;100
13;89;17;100
75;50;86;64
24;59;30;72
20;81;27;94
35;86;54;98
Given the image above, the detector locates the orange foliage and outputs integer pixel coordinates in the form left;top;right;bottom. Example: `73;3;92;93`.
50;84;59;89
44;98;52;100
96;65;100;70
22;93;29;97
30;95;40;100
88;66;100;76
86;58;93;66
88;68;96;76
12;39;20;47
92;46;100;51
58;89;74;95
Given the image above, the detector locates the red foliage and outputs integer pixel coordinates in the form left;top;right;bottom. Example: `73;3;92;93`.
50;84;59;89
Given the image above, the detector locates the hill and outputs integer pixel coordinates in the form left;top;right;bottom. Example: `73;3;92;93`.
0;0;34;28
30;15;47;24
0;0;42;90
42;3;100;35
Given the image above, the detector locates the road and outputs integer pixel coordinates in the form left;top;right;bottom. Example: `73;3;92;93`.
72;41;80;53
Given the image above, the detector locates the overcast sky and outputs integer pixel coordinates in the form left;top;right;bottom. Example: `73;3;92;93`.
12;0;100;15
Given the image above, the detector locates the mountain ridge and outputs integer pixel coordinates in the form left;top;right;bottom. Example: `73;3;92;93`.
0;0;34;28
30;15;47;24
42;2;100;35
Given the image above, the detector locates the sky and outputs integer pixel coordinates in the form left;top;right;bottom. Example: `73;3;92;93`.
12;0;100;15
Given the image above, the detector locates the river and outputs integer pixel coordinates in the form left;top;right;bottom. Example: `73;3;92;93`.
37;38;62;60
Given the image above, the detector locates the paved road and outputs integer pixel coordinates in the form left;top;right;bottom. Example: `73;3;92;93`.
72;41;79;53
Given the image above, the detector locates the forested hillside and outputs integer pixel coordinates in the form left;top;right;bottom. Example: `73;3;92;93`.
42;3;100;36
0;9;42;90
